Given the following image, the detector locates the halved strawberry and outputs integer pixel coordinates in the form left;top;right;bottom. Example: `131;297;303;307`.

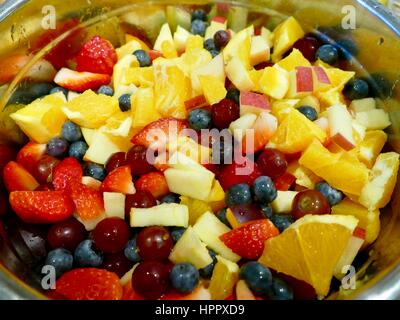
274;172;296;191
52;157;83;191
71;183;104;222
100;165;135;194
76;36;117;76
135;172;169;199
54;68;111;92
218;158;262;190
55;268;123;300
3;161;40;192
220;219;279;259
9;191;74;223
16;142;46;176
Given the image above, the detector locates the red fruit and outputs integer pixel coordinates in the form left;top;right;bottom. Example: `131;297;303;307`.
220;219;279;259
242;113;277;154
47;218;87;251
105;152;127;173
16;142;46;176
219;158;262;190
9;191;75;224
257;148;288;180
35;183;54;191
184;95;207;110
55;268;123;300
274;172;296;191
54;67;111;92
126;145;155;176
102;252;133;278
254;61;274;71
52;157;83;191
125;191;157;218
92;217;130;253
70;183;104;222
148;50;163;62
211;98;240;129
3;161;40;192
100;165;135;194
122;282;145;300
36;155;60;184
291;36;321;62
136;226;173;261
135;172;169;199
278;273;317;300
76;36;117;76
292;190;330;220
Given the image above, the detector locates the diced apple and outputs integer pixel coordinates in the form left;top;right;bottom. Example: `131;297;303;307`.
81;128;96;145
350;98;376;113
260;27;274;48
286;66;314;98
226;204;265;229
276;48;311;72
297;95;320;113
199;75;227;105
209;255;239;300
327;104;356;151
130;203;189;227
259;66;289;100
352;119;366;143
173;25;191;53
154;23;174;52
223;26;253;68
191;54;225;94
312;66;331;91
205;18;227;40
240;91;271;116
271;191;298;214
225;57;255;92
84;131;127;165
104;192;126;220
229;113;258;142
193;211;241;262
355;109;391;130
81;176;101;190
250;36;270;66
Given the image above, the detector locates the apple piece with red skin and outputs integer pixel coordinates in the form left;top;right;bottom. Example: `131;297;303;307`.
312;66;331;91
287;66;314;98
226;204;266;229
185;95;208;110
239;92;271;116
327;104;356;151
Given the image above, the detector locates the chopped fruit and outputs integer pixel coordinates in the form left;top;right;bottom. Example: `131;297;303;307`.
350;98;376;113
135;172;169;199
199;75;227;105
327;104;356;151
205;17;227;40
100;166;135;195
250;36;270;66
236;280;256;300
292;190;330;220
219;159;262;190
274;172;296;191
9;191;74;224
3;161;40;192
312;66;331;91
130;203;189;227
103;192;126;220
324;67;355;91
211;98;240;129
55;268;122;300
239;92;271;116
229;113;258;142
117;38;149;60
16;142;46;176
184;95;207;110
173;26;191;53
185;35;205;52
259;214;358;296
298;95;320;113
259;66;289;100
102;111;133;138
316;88;346;109
357;130;387;168
54;68;111;92
271;99;299;122
154;23;174;52
131;87;161;129
276;48;311;72
223;27;252;68
52;157;83;191
161;41;178;58
113;55;139;90
287;162;322;189
271;191;298;214
359;152;399;210
354;109;391;130
287;67;314;98
208;255;239;300
180;196;212;225
225;57;255;92
226;204;265;229
124;67;154;87
191;54;225;94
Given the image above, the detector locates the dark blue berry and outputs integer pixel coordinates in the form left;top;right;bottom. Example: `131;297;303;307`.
209;49;220;58
343;79;369;100
315;181;343;206
252;176;277;204
199;249;217;279
124;238;141;263
267;277;294;300
240;261;272;295
68;141;88;161
170;227;186;243
270;215;294;232
297;106;318;121
204;38;217;52
74;239;103;267
97;85;114;96
226;183;252;206
84;163;106;181
316;44;339;65
8;83;54;105
216;208;231;227
50;86;68;98
260;204;273;219
118;94;131;111
170;263;199;293
191;19;207;36
133;49;151;67
45;248;73;278
226;89;240;105
161;193;180;204
188;109;212;130
46;137;69;157
62;121;82;142
191;9;207;21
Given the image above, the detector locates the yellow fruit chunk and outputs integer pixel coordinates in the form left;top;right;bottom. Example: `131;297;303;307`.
357;130;387;168
180;196;212;226
260;66;290;100
113;54;140;88
10;93;67;143
225;57;255;92
186;35;204;51
277;48;311;72
223;27;252;69
332;198;380;244
209;256;239;300
259;214;358;296
359;152;399;210
270;109;326;154
125;34;151;50
81;128;96;145
287;161;322;189
325;68;355;91
299;140;369;196
271;17;305;62
249;69;264;93
116;38;149;60
131;87;161;129
199;75;227;105
63;90;119;129
124;67;154;87
207;181;226;213
168;136;211;164
316;88;346;110
101;111;132;137
161;40;178;58
271;99;299;123
180;48;212;75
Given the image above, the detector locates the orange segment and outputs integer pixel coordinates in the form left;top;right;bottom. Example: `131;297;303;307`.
357;130;387;168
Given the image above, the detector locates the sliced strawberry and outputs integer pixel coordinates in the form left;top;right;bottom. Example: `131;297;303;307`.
148;50;163;62
52;157;83;191
218;158;262;190
0;54;31;85
220;219;279;259
274;172;296;191
16;142;46;176
135;172;169;199
100;165;135;194
3;161;40;192
54;68;111;92
55;268;123;300
9;191;74;224
71;183;104;222
76;36;117;76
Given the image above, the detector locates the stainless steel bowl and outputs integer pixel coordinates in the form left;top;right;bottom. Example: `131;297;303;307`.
1;0;400;300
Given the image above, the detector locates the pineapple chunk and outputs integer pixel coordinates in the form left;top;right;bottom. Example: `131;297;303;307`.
209;255;239;300
180;196;212;225
199;75;227;105
116;39;145;60
223;27;252;68
124;66;154;87
350;98;376;113
185;35;204;52
260;66;290;100
154;23;174;52
271;191;299;214
103;192;126;220
357;130;387;168
84;131;127;165
130;203;189;227
131;87;161;129
355;109;391;130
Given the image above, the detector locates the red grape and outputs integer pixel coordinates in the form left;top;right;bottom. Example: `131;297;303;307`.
102;252;133;278
92;217;130;253
36;155;60;183
292;36;321;62
126;145;155;176
211;98;240;129
105;152;127;173
125;190;157;219
292;190;330;220
257;149;288;180
47;218;87;251
136;226;173;261
219;158;262;190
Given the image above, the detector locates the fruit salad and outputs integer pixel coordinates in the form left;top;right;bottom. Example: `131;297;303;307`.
0;5;399;301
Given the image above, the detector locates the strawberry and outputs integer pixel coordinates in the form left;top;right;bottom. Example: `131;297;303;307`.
52;157;83;191
55;268;123;300
274;172;296;191
9;191;74;223
54;68;111;92
71;183;104;221
3;161;40;192
100;165;135;194
76;36;117;76
135;172;169;199
131;118;188;149
16;142;46;176
0;54;31;85
218;158;262;190
220;219;279;259
148;50;163;62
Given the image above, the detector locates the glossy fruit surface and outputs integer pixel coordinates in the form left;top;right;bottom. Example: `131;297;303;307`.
136;226;173;261
170;263;199;293
292;36;320;62
211;98;240;129
92;218;130;253
36;155;60;183
292;190;331;220
47;218;86;251
257;149;287;180
105;152;127;173
240;261;272;295
125;190;157;218
126;145;155;176
102;252;133;278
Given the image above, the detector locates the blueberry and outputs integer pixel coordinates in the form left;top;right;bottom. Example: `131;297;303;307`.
252;176;277;204
260;204;273;219
209;49;220;58
62;121;82;142
315;181;343;206
204;38;217;52
50;86;68;98
170;227;186;243
189;109;212;130
170;263;199;293
45;248;73;278
343;79;369;100
267;277;294;300
8;82;54;105
84;163;106;181
191;9;207;21
191;19;207;37
216;208;231;227
46;137;69;157
270;215;294;232
124;238;141;263
28;82;55;98
68;141;88;161
214;30;230;48
226;89;240;105
199;249;217;279
97;85;114;96
161;193;180;204
133;49;151;67
240;261;272;295
297;106;318;121
118;94;131;111
316;44;339;65
74;239;103;267
226;183;252;206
